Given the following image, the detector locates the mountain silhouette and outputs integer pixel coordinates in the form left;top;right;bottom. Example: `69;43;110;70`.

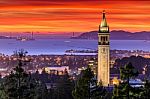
71;30;150;40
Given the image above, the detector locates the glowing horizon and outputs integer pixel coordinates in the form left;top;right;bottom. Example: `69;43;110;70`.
0;0;149;33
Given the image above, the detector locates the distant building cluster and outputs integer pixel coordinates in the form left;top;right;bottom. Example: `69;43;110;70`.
0;49;150;78
40;66;69;75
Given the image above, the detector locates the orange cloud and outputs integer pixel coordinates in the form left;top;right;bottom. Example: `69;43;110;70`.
0;0;149;33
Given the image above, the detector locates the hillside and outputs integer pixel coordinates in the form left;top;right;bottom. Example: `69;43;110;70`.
71;30;150;40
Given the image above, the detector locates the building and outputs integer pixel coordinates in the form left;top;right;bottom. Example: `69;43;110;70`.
40;66;69;75
88;58;97;75
97;10;110;86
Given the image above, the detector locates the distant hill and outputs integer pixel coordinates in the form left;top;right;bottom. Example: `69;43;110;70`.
71;30;150;40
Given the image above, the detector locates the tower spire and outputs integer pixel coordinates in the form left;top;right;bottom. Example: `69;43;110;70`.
100;10;107;27
102;10;106;19
99;10;109;33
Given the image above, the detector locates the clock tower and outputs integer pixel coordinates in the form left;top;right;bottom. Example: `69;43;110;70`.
97;10;110;86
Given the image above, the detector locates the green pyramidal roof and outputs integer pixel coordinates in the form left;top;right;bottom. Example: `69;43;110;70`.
100;11;108;27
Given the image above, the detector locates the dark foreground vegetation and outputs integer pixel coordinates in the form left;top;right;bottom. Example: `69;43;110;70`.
0;51;150;99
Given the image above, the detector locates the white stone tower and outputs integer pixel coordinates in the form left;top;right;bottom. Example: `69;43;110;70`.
97;10;110;86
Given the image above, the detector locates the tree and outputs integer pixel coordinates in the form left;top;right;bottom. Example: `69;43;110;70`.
140;80;150;99
112;62;139;99
72;67;107;99
0;50;47;99
114;56;150;74
54;70;74;99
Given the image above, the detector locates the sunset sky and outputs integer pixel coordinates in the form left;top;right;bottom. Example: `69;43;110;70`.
0;0;149;33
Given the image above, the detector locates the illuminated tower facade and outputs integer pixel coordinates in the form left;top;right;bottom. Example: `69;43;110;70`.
97;11;110;86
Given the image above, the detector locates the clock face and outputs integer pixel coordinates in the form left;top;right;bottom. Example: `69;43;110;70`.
103;64;106;68
101;48;105;53
103;55;106;59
